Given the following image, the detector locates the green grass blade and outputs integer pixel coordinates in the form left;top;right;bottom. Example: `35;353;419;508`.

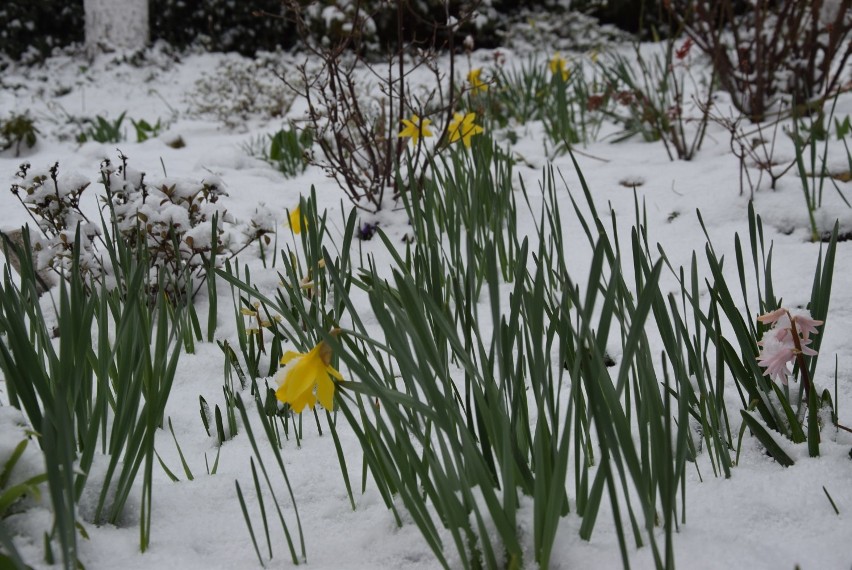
235;480;266;567
740;410;795;467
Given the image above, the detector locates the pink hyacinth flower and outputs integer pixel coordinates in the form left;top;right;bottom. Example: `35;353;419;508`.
756;335;795;384
790;311;823;340
755;307;822;385
756;308;787;325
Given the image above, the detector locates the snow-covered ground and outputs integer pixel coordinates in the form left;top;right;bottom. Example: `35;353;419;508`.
2;40;852;569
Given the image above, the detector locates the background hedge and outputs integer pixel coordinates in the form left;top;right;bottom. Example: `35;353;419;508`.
0;0;660;61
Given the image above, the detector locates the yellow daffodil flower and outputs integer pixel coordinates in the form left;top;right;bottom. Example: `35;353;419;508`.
288;204;304;234
467;68;488;93
398;115;433;144
447;112;484;148
274;337;343;412
549;52;569;81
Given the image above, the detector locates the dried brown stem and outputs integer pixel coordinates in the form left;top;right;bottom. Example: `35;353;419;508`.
786;312;812;398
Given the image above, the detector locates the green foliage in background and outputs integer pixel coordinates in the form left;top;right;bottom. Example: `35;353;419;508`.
77;112;126;144
0;113;39;156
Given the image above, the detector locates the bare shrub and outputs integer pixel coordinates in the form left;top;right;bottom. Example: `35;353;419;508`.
270;0;473;212
668;0;852;121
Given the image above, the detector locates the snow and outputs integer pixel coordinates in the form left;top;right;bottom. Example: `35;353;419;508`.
2;38;852;570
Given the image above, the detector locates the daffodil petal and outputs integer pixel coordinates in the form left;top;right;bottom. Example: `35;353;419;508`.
280;356;322;403
316;373;336;410
288;389;316;413
289;205;303;234
280;350;303;365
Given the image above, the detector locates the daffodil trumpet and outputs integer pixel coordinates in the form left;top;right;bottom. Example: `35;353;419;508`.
274;329;344;413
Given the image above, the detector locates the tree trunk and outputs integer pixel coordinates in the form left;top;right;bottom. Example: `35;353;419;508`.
84;0;149;53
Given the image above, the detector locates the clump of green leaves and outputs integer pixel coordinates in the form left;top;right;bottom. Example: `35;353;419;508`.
131;117;164;142
0;113;39;157
221;143;849;568
481;55;551;127
477;55;608;155
223;156;698;569
244;126;313;178
835;115;852;140
788;97;852;242
539;59;607;155
76;112;126;144
404;134;519;292
0;421;47;568
1;433;47;521
697;202;840;465
0;227;184;566
267;126;313;177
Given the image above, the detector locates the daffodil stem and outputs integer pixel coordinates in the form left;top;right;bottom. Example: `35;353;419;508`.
312;408;323;436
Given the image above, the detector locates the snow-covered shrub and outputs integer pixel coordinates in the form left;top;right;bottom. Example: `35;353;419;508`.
186;57;295;130
0;0;552;63
265;0;513;55
84;0;149;54
9;161;101;278
299;0;381;52
496;4;633;53
98;153;231;299
8;153;254;301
